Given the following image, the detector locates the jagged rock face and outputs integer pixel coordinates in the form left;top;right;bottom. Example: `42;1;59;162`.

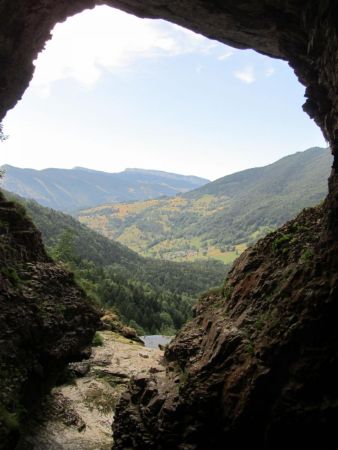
0;192;100;448
113;206;338;448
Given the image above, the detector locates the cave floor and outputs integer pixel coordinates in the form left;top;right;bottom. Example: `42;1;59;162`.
18;331;165;450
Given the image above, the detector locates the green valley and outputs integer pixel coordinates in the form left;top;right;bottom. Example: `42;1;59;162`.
77;147;332;264
4;191;227;335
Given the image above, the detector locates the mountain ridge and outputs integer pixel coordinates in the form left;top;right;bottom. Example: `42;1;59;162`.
0;165;209;212
77;147;332;263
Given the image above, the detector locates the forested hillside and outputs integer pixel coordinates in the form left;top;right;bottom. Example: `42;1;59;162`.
5;191;227;334
1;166;208;212
77;147;331;263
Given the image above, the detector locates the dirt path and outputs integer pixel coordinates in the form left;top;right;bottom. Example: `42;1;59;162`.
19;331;165;450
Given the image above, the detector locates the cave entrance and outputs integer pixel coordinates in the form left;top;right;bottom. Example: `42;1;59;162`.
0;5;328;335
0;0;337;448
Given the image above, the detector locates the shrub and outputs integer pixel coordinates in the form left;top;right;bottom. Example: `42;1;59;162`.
92;332;104;347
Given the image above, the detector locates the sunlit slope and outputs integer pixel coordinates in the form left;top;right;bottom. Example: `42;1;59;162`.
9;193;226;294
77;147;332;263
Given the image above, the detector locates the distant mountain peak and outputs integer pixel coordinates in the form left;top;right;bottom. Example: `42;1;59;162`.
124;168;210;182
1;165;209;212
72;167;101;172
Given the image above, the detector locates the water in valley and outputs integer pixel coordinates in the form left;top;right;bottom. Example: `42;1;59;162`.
140;335;173;348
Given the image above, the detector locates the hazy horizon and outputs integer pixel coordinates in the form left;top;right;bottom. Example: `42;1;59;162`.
1;145;329;184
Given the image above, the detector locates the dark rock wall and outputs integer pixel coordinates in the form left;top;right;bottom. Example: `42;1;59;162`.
113;206;338;449
300;1;338;228
0;191;100;448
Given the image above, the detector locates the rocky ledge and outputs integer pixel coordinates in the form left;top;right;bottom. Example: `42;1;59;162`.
0;192;100;448
17;331;165;449
113;204;338;449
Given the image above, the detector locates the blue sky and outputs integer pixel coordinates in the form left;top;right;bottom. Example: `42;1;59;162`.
1;6;326;180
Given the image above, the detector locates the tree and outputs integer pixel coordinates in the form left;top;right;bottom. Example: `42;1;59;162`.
53;229;77;264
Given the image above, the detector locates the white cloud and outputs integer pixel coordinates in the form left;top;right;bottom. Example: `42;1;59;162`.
234;65;255;84
265;67;275;77
217;50;234;61
31;5;216;94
